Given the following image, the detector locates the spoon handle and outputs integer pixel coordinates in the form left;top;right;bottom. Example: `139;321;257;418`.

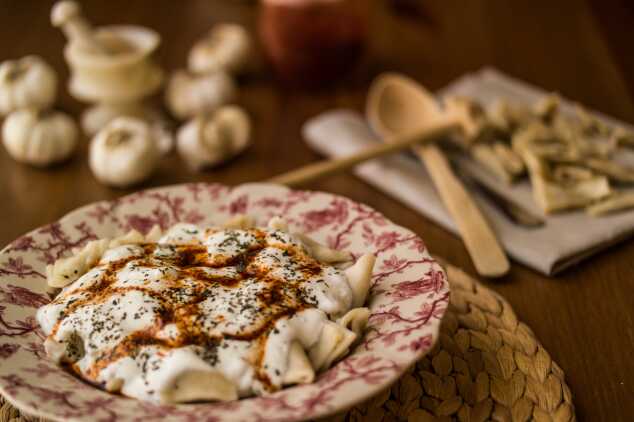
416;145;510;277
269;121;457;187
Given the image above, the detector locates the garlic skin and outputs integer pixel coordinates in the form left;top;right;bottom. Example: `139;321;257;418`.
89;117;162;188
177;105;250;170
151;122;175;156
81;102;167;137
0;56;57;115
165;70;236;120
81;105;174;154
188;24;252;75
2;108;78;166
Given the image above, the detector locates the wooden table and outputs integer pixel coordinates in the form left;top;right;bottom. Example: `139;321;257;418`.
1;1;633;420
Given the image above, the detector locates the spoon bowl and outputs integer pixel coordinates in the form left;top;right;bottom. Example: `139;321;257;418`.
367;73;445;137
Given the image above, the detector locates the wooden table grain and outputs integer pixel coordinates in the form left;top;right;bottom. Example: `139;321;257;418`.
1;1;633;420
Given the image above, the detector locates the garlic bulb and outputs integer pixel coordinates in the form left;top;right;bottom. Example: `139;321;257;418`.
89;117;162;187
165;70;236;120
2;108;78;166
188;24;252;75
177;105;250;170
0;56;57;115
81;105;174;154
81;102;167;137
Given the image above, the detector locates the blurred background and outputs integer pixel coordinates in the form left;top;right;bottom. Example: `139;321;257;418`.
2;0;634;221
1;2;634;418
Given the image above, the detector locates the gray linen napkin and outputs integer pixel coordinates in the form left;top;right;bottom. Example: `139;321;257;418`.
302;68;634;275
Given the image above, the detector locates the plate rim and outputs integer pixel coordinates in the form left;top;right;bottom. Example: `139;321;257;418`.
0;182;450;421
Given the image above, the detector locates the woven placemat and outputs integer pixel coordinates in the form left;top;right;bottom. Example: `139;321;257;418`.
0;262;575;422
320;261;575;422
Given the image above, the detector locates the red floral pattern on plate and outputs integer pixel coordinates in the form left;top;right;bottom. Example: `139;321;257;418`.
0;183;449;422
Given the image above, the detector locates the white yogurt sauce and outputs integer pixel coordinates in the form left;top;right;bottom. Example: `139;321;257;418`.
37;226;356;403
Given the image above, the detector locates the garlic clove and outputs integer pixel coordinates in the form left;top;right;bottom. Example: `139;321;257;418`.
176;116;224;170
2;108;78;167
176;117;202;169
0;56;58;115
81;103;173;154
188;24;253;75
176;105;251;171
89;117;161;188
165;70;236;120
81;103;164;137
151;122;174;155
213;105;251;155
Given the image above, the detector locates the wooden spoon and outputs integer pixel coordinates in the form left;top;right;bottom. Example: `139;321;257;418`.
268;120;460;186
367;73;509;277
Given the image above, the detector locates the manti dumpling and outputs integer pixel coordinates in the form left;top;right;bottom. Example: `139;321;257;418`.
37;216;375;404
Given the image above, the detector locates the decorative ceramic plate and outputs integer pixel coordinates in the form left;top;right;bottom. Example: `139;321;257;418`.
0;183;449;422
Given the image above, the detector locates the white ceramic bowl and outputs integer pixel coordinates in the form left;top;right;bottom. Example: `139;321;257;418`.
0;183;449;421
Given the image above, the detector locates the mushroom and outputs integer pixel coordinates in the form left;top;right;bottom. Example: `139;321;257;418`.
0;56;57;115
188;23;253;75
2;108;78;166
165;70;236;120
176;105;251;171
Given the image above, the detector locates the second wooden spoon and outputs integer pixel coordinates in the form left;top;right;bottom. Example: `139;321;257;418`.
366;73;509;277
